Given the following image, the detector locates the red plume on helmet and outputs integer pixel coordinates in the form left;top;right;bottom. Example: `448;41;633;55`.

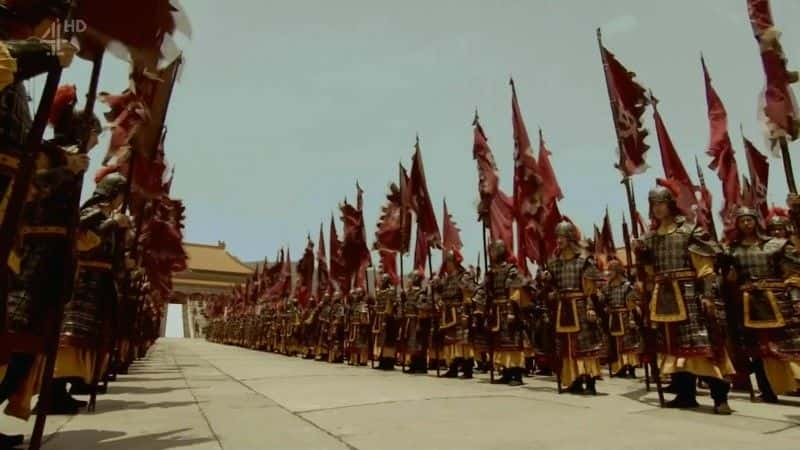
767;206;789;222
48;84;77;126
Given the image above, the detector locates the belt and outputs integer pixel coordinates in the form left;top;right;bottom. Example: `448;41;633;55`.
78;260;113;270
22;226;68;236
560;291;584;300
654;269;695;282
0;153;20;170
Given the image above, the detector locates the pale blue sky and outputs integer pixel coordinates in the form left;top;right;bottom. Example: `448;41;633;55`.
36;0;800;266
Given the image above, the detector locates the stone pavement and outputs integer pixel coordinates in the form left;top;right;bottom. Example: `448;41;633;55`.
3;338;800;450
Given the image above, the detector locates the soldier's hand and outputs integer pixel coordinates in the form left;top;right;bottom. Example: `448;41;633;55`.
65;153;90;174
701;297;715;316
540;270;552;281
586;309;597;323
632;239;645;252
113;212;131;228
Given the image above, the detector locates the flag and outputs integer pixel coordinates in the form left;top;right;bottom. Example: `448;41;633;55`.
702;56;742;221
340;184;372;290
538;129;563;206
599;38;650;176
743;134;770;220
651;94;697;220
374;180;410;253
746;0;799;148
295;237;315;307
329;215;348;294
317;223;329;297
511;80;544;269
379;249;399;286
409;139;442;248
413;225;429;274
536;131;564;261
473;115;515;253
439;198;464;274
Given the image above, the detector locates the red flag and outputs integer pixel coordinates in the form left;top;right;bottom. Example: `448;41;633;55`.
743;134;770;220
409;140;442;248
379;249;399;285
329;216;348;294
511;80;544;269
746;0;799;146
538;200;562;261
340;184;372;290
441;199;463;257
702;57;742;220
267;248;292;298
538;129;563;207
473;116;514;254
601;208;616;255
741;177;755;208
652;94;697;221
317;223;330;297
374;181;410;253
599;39;650;176
295;237;315;307
138;195;188;296
413;225;429;274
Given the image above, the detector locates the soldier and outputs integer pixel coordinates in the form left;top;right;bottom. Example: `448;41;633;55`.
47;173;130;414
543;224;603;393
372;274;399;370
597;256;642;378
301;297;320;359
399;271;433;374
436;251;476;379
315;293;332;361
1;85;94;424
722;206;800;402
473;241;526;385
328;291;347;363
634;185;734;414
347;288;371;365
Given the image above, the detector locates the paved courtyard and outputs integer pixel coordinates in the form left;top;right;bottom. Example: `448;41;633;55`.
3;338;800;449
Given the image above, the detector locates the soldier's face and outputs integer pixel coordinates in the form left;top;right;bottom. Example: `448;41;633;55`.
770;227;787;238
651;201;671;221
737;216;756;235
556;235;568;249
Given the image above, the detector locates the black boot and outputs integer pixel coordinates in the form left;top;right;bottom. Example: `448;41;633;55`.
441;358;461;378
509;368;524;387
585;375;597;395
627;365;636;378
567;378;584;394
707;377;733;415
461;358;474;379
665;373;700;408
753;359;779;403
496;368;512;384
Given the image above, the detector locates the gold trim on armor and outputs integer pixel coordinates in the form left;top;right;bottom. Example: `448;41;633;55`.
77;260;112;270
650;279;688;323
556;295;581;333
743;288;785;329
21;226;68;236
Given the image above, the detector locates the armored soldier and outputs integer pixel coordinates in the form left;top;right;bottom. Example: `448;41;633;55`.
347;288;371;365
301;298;320;359
635;185;734;414
1;85;94;422
49;173;129;414
328;291;347;363
597;256;642;378
436;251;476;379
473;240;526;385
282;298;301;356
723;206;800;402
544;223;603;393
315;293;332;361
372;274;399;370
399;271;433;374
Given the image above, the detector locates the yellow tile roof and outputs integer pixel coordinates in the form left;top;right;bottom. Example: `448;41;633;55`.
183;242;254;275
173;278;239;288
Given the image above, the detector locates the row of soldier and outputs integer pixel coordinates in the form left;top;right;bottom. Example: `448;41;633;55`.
208;187;800;416
1;2;182;449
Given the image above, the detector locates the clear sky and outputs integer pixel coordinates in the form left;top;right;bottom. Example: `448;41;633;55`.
37;0;800;267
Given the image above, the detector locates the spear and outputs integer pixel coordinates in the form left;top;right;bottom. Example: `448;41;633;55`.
694;155;719;241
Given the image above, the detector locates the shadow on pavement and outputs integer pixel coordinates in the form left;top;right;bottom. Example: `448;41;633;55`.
43;428;213;450
107;386;187;396
88;399;197;414
115;377;185;383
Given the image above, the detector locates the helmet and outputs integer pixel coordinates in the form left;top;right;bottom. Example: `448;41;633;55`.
767;215;789;229
489;240;507;262
555;221;577;239
94;173;127;198
648;185;674;203
734;206;759;221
